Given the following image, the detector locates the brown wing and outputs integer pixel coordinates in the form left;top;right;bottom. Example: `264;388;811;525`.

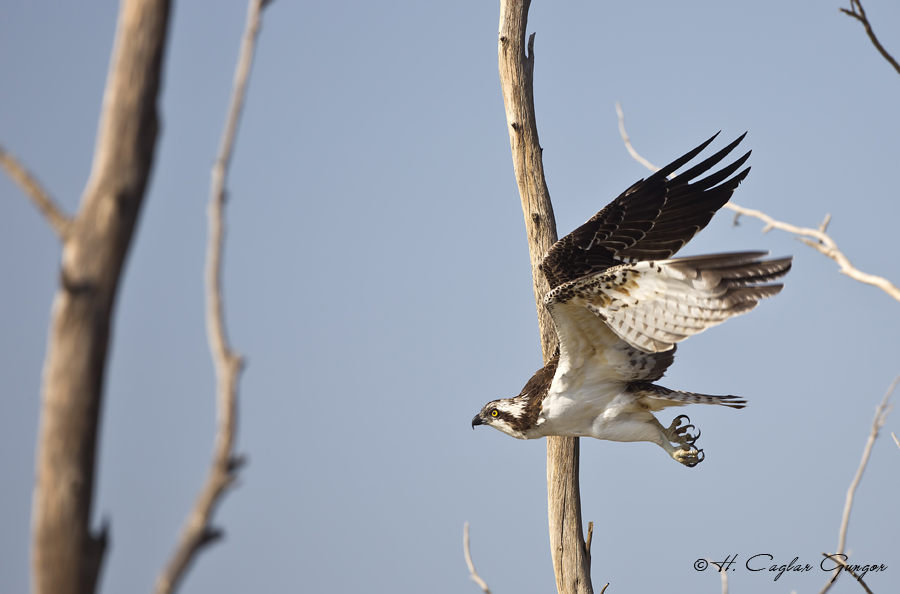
540;133;751;290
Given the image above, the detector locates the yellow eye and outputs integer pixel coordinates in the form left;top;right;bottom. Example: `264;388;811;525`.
491;410;499;417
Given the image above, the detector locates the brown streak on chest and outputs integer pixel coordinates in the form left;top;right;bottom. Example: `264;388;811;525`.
506;352;559;432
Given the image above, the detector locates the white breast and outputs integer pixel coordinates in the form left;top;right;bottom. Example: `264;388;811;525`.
534;346;626;438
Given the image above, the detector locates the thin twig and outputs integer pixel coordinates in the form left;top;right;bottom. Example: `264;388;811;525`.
599;584;609;594
614;103;900;303
817;373;897;594
615;103;661;174
820;553;876;594
463;523;493;594
0;145;72;239
837;375;896;555
892;432;899;450
153;1;269;593
840;0;900;76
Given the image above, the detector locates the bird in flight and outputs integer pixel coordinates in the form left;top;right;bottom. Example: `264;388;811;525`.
472;134;791;467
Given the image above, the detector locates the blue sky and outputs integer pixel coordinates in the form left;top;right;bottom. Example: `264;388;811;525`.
2;1;899;593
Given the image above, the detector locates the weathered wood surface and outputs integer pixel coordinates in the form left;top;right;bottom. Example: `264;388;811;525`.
497;2;593;593
31;1;172;592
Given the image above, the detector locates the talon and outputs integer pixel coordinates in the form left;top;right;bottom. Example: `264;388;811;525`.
685;449;705;468
679;423;695;436
687;427;701;445
679;424;699;444
673;445;705;468
665;416;703;449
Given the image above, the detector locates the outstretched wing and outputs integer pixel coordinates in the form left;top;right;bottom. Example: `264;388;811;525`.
540;133;750;290
546;252;792;354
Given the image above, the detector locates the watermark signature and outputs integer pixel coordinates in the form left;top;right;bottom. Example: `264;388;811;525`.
694;554;888;583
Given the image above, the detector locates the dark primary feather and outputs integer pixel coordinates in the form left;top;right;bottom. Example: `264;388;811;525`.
540;133;751;289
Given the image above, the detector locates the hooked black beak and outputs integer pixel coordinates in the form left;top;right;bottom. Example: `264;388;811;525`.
471;415;484;429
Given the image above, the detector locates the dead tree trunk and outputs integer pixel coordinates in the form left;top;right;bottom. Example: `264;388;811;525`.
497;1;593;593
30;1;171;593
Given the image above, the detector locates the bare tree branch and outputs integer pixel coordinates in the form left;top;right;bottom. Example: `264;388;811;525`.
0;145;72;239
28;1;171;593
840;0;900;76
725;202;900;303
820;553;876;594
705;558;729;594
463;523;493;594
892;432;899;450
154;1;270;592
817;374;896;594
614;103;900;304
614;103;660;175
834;376;894;556
498;2;592;593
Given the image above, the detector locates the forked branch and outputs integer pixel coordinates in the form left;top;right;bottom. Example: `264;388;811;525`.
614;103;900;304
29;1;172;592
154;1;270;592
840;0;900;76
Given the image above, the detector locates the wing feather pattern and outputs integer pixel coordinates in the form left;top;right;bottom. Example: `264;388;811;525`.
546;252;792;353
545;295;679;384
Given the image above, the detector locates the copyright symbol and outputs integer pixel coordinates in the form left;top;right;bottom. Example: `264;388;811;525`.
694;559;708;571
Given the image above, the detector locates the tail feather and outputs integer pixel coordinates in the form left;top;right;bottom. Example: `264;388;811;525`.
629;382;747;410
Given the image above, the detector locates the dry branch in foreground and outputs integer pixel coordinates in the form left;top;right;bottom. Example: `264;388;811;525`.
840;0;900;76
1;1;173;593
463;523;493;594
614;103;900;304
817;374;896;594
154;1;270;593
498;1;593;593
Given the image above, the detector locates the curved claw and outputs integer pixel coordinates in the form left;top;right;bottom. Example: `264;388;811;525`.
672;414;691;427
684;449;705;468
680;425;701;445
672;444;705;467
677;423;695;436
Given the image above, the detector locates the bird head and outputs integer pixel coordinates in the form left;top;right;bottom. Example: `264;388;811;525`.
471;398;529;439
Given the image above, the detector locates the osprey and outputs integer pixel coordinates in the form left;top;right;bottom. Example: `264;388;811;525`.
472;134;791;467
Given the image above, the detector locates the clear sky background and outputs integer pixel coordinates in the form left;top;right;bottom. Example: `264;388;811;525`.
2;1;899;593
